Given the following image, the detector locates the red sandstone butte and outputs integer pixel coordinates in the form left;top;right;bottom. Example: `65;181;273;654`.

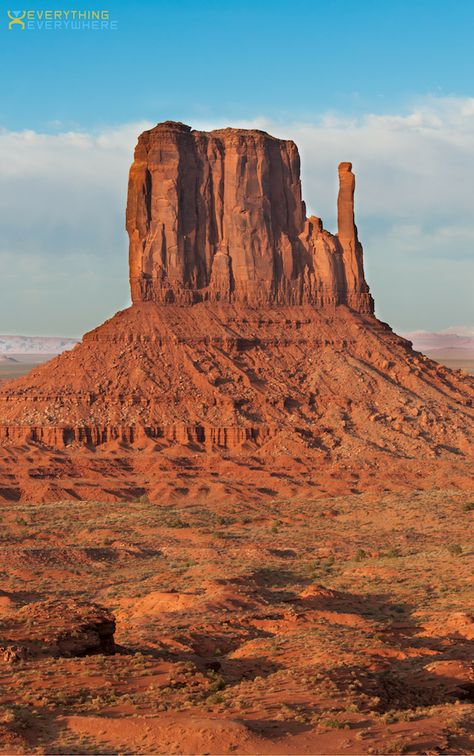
0;121;472;502
126;122;373;311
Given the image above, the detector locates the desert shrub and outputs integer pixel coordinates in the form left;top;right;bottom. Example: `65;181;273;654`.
208;674;226;693
163;516;189;528
381;547;401;558
319;717;346;729
216;515;235;526
385;736;409;754
309;556;335;579
207;692;224;704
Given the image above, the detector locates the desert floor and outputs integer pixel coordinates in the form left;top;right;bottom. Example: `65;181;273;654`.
0;488;472;754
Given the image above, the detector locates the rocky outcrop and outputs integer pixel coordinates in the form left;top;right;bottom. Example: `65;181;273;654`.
1;600;116;660
126;121;373;312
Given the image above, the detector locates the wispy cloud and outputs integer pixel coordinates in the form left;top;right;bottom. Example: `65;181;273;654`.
0;99;472;335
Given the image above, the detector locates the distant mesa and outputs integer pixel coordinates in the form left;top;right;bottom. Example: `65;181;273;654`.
0;335;79;355
403;330;474;354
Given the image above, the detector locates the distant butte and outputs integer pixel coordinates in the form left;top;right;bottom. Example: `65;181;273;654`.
0;121;472;503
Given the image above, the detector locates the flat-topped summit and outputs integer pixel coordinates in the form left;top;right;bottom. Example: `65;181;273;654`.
141;121;286;140
127;121;373;310
150;120;192;133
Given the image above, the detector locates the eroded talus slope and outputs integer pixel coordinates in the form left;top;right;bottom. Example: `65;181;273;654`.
0;303;472;461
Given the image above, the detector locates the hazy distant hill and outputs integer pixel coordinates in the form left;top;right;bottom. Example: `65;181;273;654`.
0;354;19;362
402;329;474;375
402;329;474;355
0;335;79;355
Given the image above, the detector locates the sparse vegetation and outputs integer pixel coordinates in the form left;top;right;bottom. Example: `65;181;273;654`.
0;489;472;753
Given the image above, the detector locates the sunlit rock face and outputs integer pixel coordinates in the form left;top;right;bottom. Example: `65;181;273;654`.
126;121;373;312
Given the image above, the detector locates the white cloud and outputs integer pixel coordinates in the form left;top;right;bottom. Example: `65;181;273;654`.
204;97;474;226
0;121;153;335
0;99;473;335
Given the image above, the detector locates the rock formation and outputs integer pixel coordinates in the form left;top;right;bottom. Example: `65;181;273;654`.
0;121;472;502
1;600;116;660
126;121;373;312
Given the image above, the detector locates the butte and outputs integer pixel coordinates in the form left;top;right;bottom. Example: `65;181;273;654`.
0;121;472;503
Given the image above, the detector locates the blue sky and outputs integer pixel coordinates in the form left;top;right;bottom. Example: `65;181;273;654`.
0;0;473;335
3;0;474;130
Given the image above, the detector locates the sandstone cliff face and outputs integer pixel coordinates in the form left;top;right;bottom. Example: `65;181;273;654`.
126;121;373;312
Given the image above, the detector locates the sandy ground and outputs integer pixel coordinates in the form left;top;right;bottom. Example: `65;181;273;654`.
0;489;472;754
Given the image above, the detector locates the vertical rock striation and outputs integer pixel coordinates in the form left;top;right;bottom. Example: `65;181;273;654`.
126;121;374;312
